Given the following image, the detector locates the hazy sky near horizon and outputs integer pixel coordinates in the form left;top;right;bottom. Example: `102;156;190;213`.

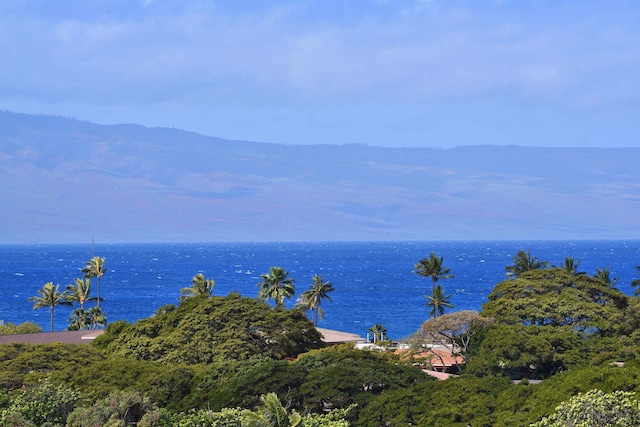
2;0;640;148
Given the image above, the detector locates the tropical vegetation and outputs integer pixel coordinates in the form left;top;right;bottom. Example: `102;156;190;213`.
258;267;296;308
29;282;72;332
296;275;334;326
8;248;640;426
81;256;107;308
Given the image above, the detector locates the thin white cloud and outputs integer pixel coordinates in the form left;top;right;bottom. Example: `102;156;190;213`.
1;0;639;146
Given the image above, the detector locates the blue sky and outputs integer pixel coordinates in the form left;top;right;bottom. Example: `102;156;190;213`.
2;0;639;148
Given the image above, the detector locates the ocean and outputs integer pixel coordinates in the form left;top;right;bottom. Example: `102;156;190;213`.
1;241;639;339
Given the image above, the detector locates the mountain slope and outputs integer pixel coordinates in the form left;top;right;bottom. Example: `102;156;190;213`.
1;110;639;243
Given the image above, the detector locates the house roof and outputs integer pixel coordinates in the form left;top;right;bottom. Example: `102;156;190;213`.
0;330;104;345
395;347;464;367
316;327;366;345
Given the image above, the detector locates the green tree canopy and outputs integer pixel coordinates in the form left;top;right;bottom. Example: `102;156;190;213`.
594;266;619;289
295;344;428;414
531;389;640;427
0;321;42;335
482;268;629;333
93;293;323;365
468;323;585;379
632;265;640;296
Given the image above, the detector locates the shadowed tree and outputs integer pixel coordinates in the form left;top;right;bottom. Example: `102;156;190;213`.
180;273;215;300
414;252;454;294
81;256;107;308
505;249;549;277
66;278;98;309
257;267;296;309
296;275;334;326
632;266;640;296
594;267;619;289
30;282;73;332
425;285;454;318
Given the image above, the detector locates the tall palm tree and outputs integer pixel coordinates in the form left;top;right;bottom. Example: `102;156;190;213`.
29;282;72;332
594;267;619;289
296;275;334;326
244;392;302;427
425;285;454;318
368;323;388;343
556;257;586;276
414;252;454;294
257;267;295;309
180;273;215;300
631;266;640;296
66;278;98;309
81;256;107;308
505;249;549;277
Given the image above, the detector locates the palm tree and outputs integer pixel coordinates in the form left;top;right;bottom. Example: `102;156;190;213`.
244;392;302;427
86;306;107;329
29;282;72;332
556;257;586;276
632;266;640;296
68;308;90;330
425;285;454;318
594;267;619;289
81;256;107;308
66;278;98;309
180;273;215;300
414;252;454;294
257;267;295;309
296;275;334;326
368;323;388;343
505;249;549;277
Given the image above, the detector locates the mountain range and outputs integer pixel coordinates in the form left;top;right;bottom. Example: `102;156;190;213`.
1;110;639;243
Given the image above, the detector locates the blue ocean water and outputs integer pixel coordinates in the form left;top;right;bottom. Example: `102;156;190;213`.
0;241;639;339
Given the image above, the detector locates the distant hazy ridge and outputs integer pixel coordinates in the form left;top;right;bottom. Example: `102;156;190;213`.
1;110;639;243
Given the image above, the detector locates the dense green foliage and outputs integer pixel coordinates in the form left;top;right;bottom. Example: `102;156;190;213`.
0;380;80;426
531;389;640;427
482;268;628;331
0;321;42;335
93;293;324;364
470;268;636;379
0;343;103;389
5;252;640;426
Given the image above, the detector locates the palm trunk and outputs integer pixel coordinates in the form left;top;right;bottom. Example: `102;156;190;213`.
50;307;54;332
